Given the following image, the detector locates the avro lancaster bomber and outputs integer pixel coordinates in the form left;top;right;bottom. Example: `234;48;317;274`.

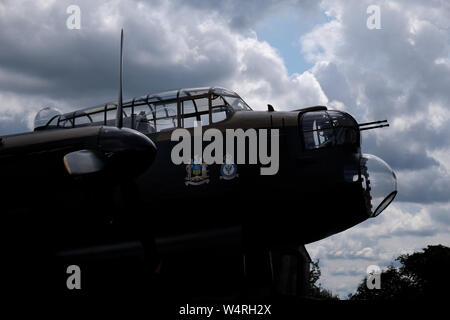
0;31;397;297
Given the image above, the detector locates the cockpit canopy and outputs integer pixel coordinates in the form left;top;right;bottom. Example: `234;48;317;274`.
34;107;62;131
34;87;251;132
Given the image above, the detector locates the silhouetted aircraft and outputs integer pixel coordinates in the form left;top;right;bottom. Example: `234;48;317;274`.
0;30;396;297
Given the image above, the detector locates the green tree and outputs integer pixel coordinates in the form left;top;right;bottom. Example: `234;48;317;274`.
349;245;450;300
308;259;339;300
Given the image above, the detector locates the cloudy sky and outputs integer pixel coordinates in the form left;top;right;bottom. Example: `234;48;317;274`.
1;0;449;297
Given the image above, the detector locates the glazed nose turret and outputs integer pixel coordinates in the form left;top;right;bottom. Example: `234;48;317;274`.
360;154;397;217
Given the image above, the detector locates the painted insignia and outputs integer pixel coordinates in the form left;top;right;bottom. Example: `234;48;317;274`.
185;159;209;186
220;155;239;180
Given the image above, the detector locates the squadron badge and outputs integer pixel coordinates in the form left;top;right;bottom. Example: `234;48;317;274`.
185;159;209;186
220;155;239;180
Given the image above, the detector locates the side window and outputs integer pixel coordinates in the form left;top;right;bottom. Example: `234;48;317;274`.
212;106;228;123
222;96;251;111
74;114;92;126
200;113;210;126
47;116;59;127
90;111;105;125
327;110;358;145
211;95;231;123
302;111;334;150
181;98;210;128
194;98;209;112
133;104;155;133
105;106;117;126
59;118;73;128
155;102;177;132
182;100;197;128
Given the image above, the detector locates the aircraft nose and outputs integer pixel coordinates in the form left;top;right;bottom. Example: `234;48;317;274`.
99;126;157;175
360;154;397;217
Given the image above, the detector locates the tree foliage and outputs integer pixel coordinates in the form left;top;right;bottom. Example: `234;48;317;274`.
308;259;339;300
349;245;450;300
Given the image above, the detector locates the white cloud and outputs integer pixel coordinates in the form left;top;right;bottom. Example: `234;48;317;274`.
230;35;328;109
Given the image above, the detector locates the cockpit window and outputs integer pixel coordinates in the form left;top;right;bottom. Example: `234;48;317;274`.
181;97;211;128
222;96;251;111
302;111;334;149
74;113;92;126
302;110;359;150
59;118;74;128
155;102;177;131
208;94;250;124
211;94;226;107
327;110;358;145
33;107;61;130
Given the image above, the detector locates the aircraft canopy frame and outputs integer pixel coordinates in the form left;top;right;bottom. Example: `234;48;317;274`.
36;87;251;132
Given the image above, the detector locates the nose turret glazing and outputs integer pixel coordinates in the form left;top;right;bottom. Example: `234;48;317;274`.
361;154;397;217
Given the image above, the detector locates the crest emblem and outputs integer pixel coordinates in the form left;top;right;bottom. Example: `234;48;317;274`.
220;155;239;180
185;158;210;186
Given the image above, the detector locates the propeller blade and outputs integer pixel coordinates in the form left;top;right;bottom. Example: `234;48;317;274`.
116;29;124;128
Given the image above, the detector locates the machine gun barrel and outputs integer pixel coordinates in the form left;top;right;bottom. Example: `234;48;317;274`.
359;124;389;131
358;120;388;127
